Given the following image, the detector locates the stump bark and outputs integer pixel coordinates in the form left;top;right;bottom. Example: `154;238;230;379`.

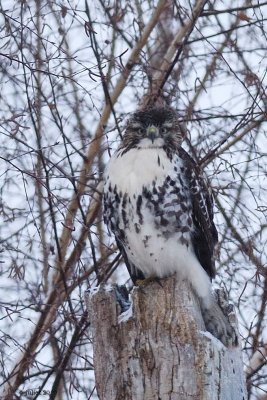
86;275;247;400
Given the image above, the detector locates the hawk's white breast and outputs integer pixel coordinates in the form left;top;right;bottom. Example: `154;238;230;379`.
105;147;172;195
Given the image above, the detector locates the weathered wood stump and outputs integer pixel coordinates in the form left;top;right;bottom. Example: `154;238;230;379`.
86;275;247;400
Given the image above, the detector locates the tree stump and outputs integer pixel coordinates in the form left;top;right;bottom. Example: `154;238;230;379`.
86;275;247;400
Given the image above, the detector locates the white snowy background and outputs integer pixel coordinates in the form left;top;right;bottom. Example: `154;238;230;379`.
0;0;266;398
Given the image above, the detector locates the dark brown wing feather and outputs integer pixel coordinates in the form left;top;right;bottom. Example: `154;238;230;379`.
179;148;218;279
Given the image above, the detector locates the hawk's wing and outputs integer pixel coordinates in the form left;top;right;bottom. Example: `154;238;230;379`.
179;148;218;279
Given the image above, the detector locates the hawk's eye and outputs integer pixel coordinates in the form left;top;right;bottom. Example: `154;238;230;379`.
162;122;173;134
128;122;144;134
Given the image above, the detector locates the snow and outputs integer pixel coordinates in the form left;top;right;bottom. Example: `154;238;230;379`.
85;284;114;299
199;330;225;351
85;286;100;298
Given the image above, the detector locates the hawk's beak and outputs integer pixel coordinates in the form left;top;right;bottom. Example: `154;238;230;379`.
146;125;159;143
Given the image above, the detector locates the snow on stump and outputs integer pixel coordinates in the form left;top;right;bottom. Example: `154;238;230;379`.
85;275;247;400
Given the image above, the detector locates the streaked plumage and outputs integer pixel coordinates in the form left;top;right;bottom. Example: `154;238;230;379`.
103;106;236;346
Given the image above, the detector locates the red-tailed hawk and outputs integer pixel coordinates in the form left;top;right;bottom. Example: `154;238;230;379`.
103;106;236;346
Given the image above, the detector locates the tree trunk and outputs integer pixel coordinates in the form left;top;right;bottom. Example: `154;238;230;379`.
86;275;247;400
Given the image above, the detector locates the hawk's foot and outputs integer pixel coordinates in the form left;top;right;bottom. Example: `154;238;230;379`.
114;285;131;313
200;290;239;347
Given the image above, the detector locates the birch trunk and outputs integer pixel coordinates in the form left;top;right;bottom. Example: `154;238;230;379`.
86;275;247;400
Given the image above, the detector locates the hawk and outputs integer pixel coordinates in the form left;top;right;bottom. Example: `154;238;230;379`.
103;106;236;346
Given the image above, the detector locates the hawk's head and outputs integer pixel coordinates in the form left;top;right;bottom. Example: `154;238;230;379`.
120;107;184;153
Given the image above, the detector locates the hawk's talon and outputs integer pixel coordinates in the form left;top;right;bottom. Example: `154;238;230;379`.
114;284;131;313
